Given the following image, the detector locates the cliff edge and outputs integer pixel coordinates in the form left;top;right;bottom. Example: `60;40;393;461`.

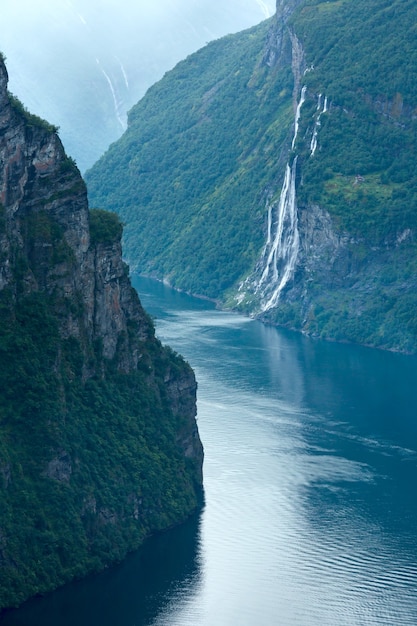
0;56;203;611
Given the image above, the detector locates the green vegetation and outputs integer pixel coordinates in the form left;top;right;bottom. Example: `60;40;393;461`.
86;19;294;299
8;93;59;133
0;195;202;612
22;210;75;271
89;208;123;245
267;243;417;354
59;156;79;175
0;284;201;610
293;0;417;244
86;0;417;353
0;55;203;611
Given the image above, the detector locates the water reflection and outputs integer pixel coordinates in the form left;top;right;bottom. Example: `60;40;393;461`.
5;276;417;625
1;510;203;626
134;277;417;625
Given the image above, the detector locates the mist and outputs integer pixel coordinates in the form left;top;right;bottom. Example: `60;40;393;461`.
0;0;276;171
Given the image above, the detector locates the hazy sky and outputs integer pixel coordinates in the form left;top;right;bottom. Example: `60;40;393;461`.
0;0;276;169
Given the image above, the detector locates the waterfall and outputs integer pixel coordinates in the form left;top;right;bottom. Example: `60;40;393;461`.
237;87;329;314
116;57;130;90
264;204;273;249
260;158;300;311
254;0;273;18
310;94;328;156
292;85;307;149
96;59;127;131
254;86;306;312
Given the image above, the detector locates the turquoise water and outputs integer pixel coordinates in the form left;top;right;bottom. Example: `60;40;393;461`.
3;276;417;625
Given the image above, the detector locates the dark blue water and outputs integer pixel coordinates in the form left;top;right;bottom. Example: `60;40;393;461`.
3;276;417;625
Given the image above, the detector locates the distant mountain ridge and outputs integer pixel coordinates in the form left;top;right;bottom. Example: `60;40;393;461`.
0;0;275;171
86;0;417;354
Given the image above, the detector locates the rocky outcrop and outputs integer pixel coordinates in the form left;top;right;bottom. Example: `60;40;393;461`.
164;363;204;482
259;198;417;353
262;0;304;68
0;58;152;373
298;204;351;287
0;56;203;611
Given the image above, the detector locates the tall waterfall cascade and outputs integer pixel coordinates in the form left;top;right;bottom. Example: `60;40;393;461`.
254;85;307;313
235;88;329;314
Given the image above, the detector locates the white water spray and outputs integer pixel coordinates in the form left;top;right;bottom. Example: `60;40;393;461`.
292;85;306;149
96;59;127;131
254;86;307;311
116;57;130;90
254;0;273;19
310;94;328;156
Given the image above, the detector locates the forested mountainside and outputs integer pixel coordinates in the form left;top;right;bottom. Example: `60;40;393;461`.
0;56;203;611
86;0;417;354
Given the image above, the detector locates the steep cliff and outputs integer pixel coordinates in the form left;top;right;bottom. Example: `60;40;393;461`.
0;56;203;611
86;0;417;353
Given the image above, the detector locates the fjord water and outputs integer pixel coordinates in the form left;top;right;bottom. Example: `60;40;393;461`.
4;277;417;626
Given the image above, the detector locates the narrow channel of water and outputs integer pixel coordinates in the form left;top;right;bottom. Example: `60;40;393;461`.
3;276;417;625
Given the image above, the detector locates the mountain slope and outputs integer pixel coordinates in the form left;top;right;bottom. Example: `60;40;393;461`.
0;57;203;611
87;17;295;296
86;0;417;353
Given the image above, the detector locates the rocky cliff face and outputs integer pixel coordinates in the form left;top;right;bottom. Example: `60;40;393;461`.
261;196;417;353
0;56;203;611
0;58;147;372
